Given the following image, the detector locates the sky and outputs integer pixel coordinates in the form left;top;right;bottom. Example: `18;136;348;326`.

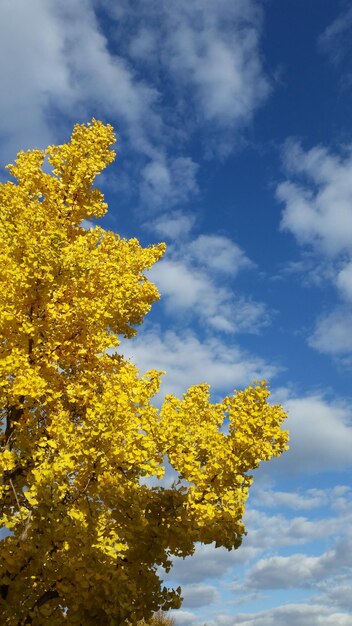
1;0;352;624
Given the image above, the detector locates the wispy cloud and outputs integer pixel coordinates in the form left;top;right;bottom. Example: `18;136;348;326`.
0;0;270;220
99;0;270;133
140;156;199;211
150;259;266;335
336;261;352;301
146;211;196;240
252;487;327;511
319;5;352;67
214;604;352;626
147;229;266;334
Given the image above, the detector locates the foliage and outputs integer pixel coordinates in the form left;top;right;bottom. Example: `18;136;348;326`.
0;120;289;625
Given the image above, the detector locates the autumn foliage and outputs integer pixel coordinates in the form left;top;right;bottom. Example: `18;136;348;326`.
0;120;289;624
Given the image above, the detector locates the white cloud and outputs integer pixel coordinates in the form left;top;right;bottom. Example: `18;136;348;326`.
315;575;352;611
150;258;266;334
273;393;352;473
170;609;197;626
0;0;196;215
147;211;196;240
275;254;338;288
253;487;326;510
168;542;258;585
120;327;277;399
252;483;352;514
244;508;341;553
166;13;269;127
319;5;352;66
128;27;158;61
235;530;352;601
160;491;352;626
100;0;270;133
147;231;265;334
180;583;219;608
140;156;199;210
0;0;270;215
246;553;321;589
308;307;352;356
277;140;352;257
0;0;161;162
53;2;161;153
163;487;352;623
245;534;352;591
187;235;254;275
277;141;352;358
165;490;348;586
0;0;71;156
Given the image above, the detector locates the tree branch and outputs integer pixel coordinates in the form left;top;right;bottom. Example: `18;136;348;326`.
20;586;60;625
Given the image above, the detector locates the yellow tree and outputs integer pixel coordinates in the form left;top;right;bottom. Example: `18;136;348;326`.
0;120;289;625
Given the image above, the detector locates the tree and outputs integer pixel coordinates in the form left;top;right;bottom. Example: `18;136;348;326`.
0;119;289;625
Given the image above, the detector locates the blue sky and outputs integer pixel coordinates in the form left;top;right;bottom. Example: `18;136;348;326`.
1;1;352;624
